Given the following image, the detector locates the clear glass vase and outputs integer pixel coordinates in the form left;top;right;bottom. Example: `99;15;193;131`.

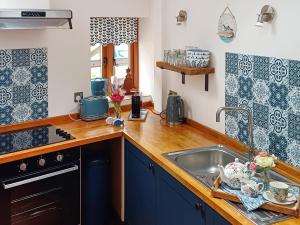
258;168;271;190
113;103;122;119
115;111;121;119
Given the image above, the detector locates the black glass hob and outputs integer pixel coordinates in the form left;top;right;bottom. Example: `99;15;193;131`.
0;125;75;155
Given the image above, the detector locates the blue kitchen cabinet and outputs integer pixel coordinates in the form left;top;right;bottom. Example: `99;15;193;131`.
157;168;231;225
125;140;157;225
157;167;204;225
125;139;231;225
204;205;231;225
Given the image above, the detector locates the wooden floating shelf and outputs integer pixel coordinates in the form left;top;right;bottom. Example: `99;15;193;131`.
156;61;215;91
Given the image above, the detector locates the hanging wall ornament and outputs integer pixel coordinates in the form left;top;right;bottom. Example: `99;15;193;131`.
218;6;237;43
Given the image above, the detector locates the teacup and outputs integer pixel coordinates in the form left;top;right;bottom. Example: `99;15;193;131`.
241;178;264;198
269;181;289;202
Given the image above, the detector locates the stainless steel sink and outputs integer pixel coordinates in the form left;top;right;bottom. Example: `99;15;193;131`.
164;145;247;187
168;146;245;176
163;145;295;225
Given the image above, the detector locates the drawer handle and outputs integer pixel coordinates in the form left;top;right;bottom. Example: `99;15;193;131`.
194;202;202;210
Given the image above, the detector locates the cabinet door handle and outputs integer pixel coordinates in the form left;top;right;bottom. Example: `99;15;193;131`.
148;163;154;171
194;202;202;210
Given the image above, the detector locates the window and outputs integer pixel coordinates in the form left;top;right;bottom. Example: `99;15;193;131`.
90;42;139;89
114;43;129;81
90;17;139;89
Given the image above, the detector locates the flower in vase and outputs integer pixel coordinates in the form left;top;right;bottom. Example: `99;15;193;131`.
250;162;257;172
108;81;125;118
254;152;277;169
259;151;268;157
111;89;125;102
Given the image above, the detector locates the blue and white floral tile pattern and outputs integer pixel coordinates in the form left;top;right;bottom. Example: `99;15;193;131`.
225;52;300;168
0;48;48;125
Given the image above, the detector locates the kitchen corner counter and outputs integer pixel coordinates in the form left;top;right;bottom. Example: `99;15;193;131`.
0;112;299;225
0;118;123;164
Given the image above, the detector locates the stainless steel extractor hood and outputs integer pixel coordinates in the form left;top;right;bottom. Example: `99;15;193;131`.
0;9;73;29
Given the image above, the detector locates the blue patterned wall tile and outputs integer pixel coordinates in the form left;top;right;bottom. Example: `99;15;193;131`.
13;85;31;105
12;104;32;122
288;87;300;115
270;58;289;84
30;48;47;66
226;53;238;74
0;68;13;86
0;105;13;124
269;132;288;161
253;79;269;104
288;113;300;142
289;60;300;87
269;108;288;134
225;114;239;139
0;50;12;68
238;120;249;144
12;68;31;86
254;56;270;81
225;73;239;96
269;82;289;110
31;101;48;119
253;127;269;151
12;49;30;67
225;52;300;168
0;87;12;106
238;98;252;122
0;48;48;125
238;76;253;100
287;140;300;168
238;54;253;77
253;103;269;129
31;83;47;102
31;65;48;84
225;94;238;118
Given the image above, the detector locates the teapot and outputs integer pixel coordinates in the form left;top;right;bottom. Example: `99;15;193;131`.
218;158;254;189
241;178;264;198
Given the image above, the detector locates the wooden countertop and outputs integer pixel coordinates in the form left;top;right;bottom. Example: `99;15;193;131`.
0;112;299;225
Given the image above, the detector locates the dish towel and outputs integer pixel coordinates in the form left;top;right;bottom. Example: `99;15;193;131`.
221;184;299;212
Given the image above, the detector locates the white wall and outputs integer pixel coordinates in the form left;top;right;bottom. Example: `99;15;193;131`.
0;0;49;9
158;0;300;132
0;0;150;117
139;0;164;112
139;18;154;96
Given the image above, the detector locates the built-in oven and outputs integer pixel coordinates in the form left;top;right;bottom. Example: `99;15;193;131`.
0;147;80;225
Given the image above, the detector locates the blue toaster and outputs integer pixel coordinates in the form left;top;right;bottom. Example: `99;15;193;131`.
80;96;109;121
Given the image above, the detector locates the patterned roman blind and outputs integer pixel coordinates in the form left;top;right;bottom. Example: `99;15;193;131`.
90;17;138;46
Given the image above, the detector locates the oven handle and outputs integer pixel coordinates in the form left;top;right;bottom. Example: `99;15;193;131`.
2;164;79;190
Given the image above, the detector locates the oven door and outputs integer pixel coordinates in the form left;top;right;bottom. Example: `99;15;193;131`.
0;163;80;225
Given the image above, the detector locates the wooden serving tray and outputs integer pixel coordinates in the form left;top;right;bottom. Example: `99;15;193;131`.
211;176;300;217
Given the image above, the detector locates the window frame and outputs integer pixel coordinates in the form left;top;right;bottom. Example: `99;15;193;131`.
100;42;139;90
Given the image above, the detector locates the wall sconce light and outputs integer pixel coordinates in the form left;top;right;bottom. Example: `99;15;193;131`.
256;5;275;27
176;10;187;25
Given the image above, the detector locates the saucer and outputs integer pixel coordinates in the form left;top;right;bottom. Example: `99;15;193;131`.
263;191;297;205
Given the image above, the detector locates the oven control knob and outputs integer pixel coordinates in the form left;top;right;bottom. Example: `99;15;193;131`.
19;162;27;172
38;158;46;167
56;154;64;162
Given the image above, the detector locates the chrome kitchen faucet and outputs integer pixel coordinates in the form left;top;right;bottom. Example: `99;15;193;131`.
216;107;255;162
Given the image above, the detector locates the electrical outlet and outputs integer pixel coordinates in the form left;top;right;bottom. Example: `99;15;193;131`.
74;92;83;103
